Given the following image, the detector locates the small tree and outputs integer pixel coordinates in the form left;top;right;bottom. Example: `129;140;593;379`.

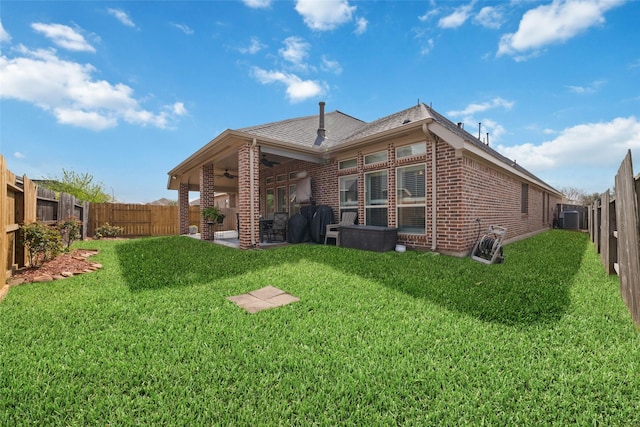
43;169;112;203
20;222;62;267
56;216;82;250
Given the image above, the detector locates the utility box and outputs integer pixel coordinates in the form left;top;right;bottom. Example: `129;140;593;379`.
563;211;580;230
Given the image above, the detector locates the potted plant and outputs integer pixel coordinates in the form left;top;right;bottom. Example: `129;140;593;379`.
202;206;225;224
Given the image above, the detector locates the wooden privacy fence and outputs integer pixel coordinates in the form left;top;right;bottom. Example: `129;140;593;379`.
2;155;37;285
588;150;640;328
37;187;89;240
89;203;237;237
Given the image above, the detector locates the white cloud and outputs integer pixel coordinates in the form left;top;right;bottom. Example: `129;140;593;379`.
567;79;606;94
496;116;640;171
295;0;356;31
107;8;136;28
419;38;435;56
354;17;368;34
239;37;266;55
279;36;310;69
438;2;475;29
497;0;625;58
321;55;342;75
447;98;514;142
31;23;95;52
242;0;271;8
473;6;504;29
14;152;25;159
447;97;515;117
252;67;325;103
171;23;194;35
0;21;11;43
418;9;439;23
0;46;185;131
171;102;187;116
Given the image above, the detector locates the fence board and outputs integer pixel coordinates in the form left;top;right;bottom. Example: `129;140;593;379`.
600;191;618;275
1;155;7;286
613;150;640;327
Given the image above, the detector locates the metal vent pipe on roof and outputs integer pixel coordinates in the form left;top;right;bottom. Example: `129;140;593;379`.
318;101;326;137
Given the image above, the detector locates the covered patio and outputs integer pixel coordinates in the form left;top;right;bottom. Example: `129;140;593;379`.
166;103;351;249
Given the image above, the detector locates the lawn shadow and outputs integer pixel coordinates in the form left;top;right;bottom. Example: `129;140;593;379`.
313;230;590;326
116;231;589;326
115;236;273;292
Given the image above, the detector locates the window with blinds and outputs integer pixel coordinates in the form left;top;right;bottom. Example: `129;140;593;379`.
276;187;286;212
365;170;388;226
397;164;426;233
289;183;299;215
265;189;275;218
339;175;358;217
396;142;426;159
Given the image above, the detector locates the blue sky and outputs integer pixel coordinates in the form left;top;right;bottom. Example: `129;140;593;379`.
1;0;639;203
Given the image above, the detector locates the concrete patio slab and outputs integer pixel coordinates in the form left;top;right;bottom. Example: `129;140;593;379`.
227;286;299;313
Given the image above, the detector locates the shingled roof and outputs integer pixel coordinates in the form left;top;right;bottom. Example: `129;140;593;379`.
234;102;555;192
238;111;365;148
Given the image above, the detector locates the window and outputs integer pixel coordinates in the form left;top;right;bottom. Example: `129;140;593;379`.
339;158;357;170
289;184;299;215
265;176;275;185
521;183;529;214
265;189;275;218
396;142;426;159
276;187;287;212
364;151;387;165
397;164;426;234
276;174;286;183
365;170;388;226
339;175;358;218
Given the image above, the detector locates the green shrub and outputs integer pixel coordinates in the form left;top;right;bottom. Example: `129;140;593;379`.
56;216;82;250
95;222;123;239
19;222;62;267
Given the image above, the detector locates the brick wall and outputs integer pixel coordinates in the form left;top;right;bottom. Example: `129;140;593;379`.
237;134;558;255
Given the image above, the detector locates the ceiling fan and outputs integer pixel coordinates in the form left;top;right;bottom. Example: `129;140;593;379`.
261;154;280;168
215;169;237;179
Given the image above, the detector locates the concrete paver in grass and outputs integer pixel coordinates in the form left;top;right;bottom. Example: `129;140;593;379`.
227;285;299;313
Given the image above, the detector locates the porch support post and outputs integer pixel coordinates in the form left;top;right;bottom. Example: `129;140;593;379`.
178;183;190;235
200;163;215;240
238;141;260;249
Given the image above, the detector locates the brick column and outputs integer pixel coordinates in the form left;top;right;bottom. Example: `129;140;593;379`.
387;143;396;228
356;151;366;225
238;142;260;249
200;163;215;240
178;183;189;235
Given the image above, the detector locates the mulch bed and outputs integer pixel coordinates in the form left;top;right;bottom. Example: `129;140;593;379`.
7;249;101;285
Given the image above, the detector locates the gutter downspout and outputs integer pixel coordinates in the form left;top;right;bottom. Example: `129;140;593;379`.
250;138;257;247
422;122;437;251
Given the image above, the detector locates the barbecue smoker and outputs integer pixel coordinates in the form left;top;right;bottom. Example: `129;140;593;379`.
471;225;507;265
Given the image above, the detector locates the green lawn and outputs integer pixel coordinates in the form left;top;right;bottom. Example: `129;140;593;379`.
1;230;638;425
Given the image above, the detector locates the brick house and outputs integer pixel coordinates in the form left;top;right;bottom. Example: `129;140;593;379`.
167;102;562;255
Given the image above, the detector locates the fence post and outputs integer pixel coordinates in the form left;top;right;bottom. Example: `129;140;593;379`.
614;150;640;327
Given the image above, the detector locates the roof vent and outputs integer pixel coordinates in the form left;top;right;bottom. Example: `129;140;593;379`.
314;101;326;146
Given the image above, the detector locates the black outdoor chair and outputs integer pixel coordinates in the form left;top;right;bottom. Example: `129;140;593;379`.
267;212;288;242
